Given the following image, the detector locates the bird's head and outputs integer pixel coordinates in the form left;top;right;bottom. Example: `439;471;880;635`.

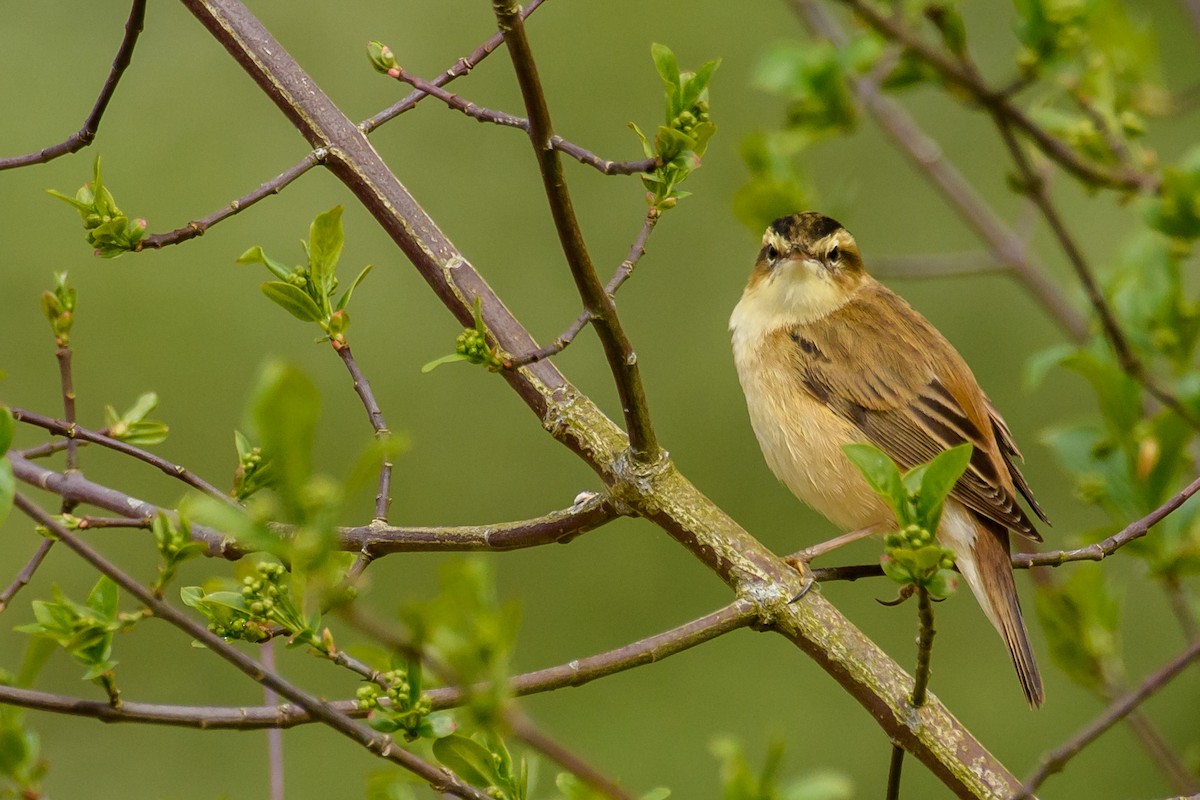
736;212;867;329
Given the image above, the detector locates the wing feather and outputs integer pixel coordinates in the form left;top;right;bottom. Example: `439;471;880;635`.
788;280;1043;539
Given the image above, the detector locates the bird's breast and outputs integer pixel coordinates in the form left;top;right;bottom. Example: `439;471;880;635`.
731;326;892;532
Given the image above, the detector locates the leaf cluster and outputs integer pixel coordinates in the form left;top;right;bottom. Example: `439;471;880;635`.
710;737;852;800
631;44;719;209
47;157;146;258
357;661;453;742
40;272;76;347
843;443;971;598
16;578;132;685
238;206;373;347
104;391;169;446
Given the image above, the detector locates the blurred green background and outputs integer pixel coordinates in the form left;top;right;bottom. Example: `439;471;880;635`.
2;1;1198;798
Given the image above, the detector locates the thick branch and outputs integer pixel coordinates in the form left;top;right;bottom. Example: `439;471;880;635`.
12;494;488;800
0;0;146;170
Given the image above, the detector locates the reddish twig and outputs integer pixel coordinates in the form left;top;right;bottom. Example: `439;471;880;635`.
0;0;146;170
1017;638;1200;798
386;67;657;176
334;343;393;523
10;408;233;504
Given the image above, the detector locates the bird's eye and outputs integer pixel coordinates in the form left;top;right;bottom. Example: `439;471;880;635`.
766;244;779;262
828;244;840;263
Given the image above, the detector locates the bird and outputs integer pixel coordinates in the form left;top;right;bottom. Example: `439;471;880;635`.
730;211;1048;707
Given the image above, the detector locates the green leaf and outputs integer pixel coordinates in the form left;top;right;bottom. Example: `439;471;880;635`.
307;205;345;300
421;353;470;373
86;577;118;618
650;43;681;94
0;406;14;456
261;282;324;323
432;735;500;788
912;444;973;532
679;58;721;110
236;245;292;281
248;361;321;521
842;443;905;516
336;264;373;311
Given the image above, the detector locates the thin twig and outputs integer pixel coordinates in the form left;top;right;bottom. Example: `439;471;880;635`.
1017;638;1200;798
138;152;323;250
1119;706;1199;795
334;343;393;523
1160;573;1200;642
0;540;56;614
492;0;660;463
506;208;660;368
10;408;234;504
359;0;548;133
887;586;937;800
0;0;146;170
11;493;490;800
57;346;79;478
387;67;657;176
811;471;1200;584
74;515;153;529
340;491;621;556
832;0;1158;192
885;744;905;800
994;116;1200;430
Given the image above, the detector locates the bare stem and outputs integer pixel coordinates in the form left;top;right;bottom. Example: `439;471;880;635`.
0;0;146;170
138;152;323;249
1018;638;1200;798
10;408;233;504
334;343;392;523
0;540;56;614
387;67;656;176
11;493;489;800
492;0;660;462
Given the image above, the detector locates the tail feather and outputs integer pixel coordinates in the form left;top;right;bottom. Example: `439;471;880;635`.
971;518;1044;707
941;502;1045;707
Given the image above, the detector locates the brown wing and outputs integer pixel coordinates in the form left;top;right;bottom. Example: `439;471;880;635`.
787;279;1043;540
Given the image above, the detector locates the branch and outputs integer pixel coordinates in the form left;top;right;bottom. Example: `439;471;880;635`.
491;0;660;462
506;208;660;368
359;0;548;134
833;0;1158;193
0;0;146;170
386;67;657;176
334;343;393;522
0;541;55;615
507;711;635;800
870;251;1007;280
11;408;233;505
786;0;1090;344
137;151;323;250
138;0;550;250
340;491;622;557
174;5;1031;794
11;452;621;561
11;493;490;800
994;117;1200;429
0;599;757;731
1017;637;1200;798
